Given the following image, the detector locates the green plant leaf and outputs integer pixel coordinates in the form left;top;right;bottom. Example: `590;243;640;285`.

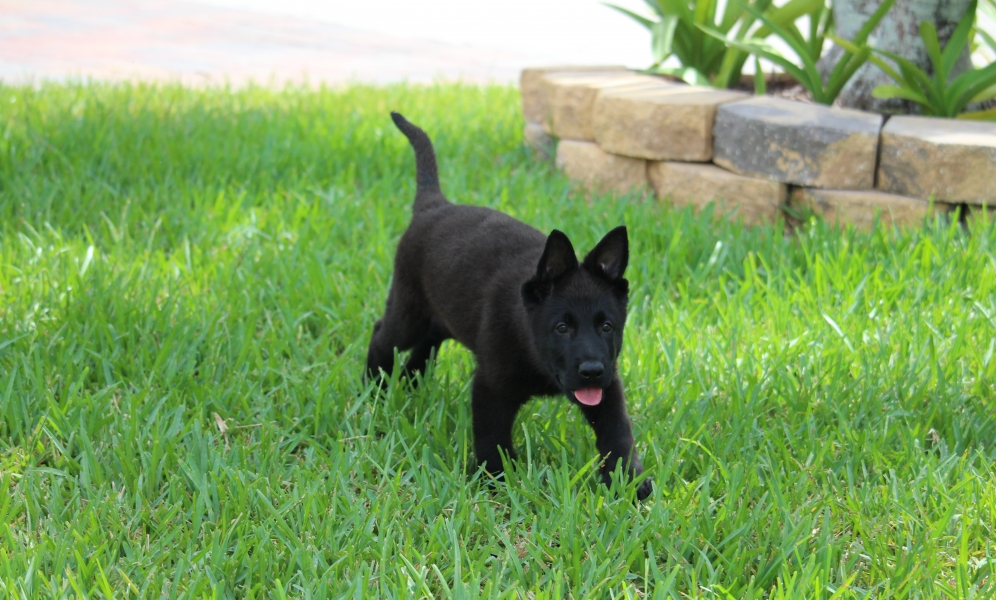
642;0;668;19
957;106;996;119
825;25;896;106
808;5;832;61
825;47;872;101
949;62;996;98
977;28;996;55
751;0;820;39
734;3;824;92
919;21;949;112
920;21;946;86
713;0;778;86
969;83;996;103
671;22;703;71
666;0;695;22
835;35;903;81
736;2;808;55
754;56;767;95
854;0;987;116
612;0;799;88
701;27;811;89
718;0;765;32
652;16;681;64
743;0;777;38
650;66;685;77
604;3;655;30
852;0;897;45
652;65;712;85
948;62;996;113
764;0;824;29
694;0;719;27
872;49;934;95
680;66;713;85
942;0;977;75
714;47;750;87
809;0;894;104
872;84;929;104
780;22;810;56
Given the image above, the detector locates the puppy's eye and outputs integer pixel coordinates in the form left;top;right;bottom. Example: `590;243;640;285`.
556;323;568;334
602;321;613;332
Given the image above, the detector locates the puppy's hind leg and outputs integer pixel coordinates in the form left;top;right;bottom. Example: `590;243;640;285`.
401;317;451;385
365;284;431;384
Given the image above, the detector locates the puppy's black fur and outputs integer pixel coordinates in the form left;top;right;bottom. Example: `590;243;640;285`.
367;113;651;500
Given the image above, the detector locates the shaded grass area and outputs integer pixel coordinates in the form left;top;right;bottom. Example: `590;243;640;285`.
1;81;995;598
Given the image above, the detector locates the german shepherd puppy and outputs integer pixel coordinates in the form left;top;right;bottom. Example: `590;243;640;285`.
367;113;651;500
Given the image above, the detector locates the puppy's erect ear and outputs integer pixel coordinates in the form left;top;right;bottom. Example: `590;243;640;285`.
537;230;578;281
583;225;628;282
522;230;578;306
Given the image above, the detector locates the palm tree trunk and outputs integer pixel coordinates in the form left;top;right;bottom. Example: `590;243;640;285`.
824;0;974;112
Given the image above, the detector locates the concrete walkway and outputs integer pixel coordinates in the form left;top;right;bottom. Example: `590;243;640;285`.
0;0;539;85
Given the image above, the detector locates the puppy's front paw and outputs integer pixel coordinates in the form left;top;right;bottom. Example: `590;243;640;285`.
601;465;652;501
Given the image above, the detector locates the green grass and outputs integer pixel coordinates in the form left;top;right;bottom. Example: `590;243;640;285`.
1;81;994;599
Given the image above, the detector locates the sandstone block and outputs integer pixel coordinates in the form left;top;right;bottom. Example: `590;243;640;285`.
594;86;748;161
877;116;996;205
648;161;786;226
713;97;882;189
520;65;628;124
524;121;554;159
541;73;668;140
556;140;647;195
791;188;944;231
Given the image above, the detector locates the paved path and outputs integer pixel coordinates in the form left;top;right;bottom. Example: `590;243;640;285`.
1;0;537;85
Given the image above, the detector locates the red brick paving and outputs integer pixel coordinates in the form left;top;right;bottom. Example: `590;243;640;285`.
0;0;533;85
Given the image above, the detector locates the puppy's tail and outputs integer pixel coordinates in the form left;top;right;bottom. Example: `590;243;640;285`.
391;112;448;213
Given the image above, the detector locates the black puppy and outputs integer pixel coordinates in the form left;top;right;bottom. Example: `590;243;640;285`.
367;113;651;500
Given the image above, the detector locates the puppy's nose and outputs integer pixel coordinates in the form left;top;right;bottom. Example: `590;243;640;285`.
578;361;604;380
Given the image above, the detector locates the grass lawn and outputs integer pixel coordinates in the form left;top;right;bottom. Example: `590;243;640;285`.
1;81;995;599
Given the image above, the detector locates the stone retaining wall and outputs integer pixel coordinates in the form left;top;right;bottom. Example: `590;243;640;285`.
521;66;996;231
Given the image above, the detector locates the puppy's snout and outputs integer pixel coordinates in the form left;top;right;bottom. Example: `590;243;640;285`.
578;361;604;381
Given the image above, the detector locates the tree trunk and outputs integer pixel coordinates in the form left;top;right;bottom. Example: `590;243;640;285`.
823;0;974;112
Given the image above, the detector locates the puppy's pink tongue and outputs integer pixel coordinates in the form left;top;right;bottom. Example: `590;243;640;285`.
574;387;602;406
